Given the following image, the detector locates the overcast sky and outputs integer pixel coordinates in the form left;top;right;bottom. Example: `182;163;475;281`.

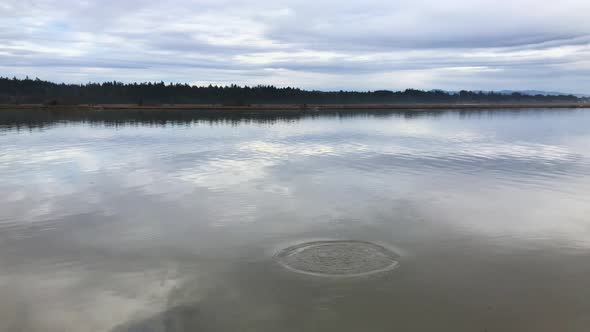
1;0;589;93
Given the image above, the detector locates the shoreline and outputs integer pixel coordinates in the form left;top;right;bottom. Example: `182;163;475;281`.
0;103;588;112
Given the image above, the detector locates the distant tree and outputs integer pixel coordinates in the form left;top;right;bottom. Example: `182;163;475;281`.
0;77;582;105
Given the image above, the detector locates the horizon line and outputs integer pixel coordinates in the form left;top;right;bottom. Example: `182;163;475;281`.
2;76;586;97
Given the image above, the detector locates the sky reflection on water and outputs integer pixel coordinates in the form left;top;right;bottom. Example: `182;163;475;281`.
1;109;590;331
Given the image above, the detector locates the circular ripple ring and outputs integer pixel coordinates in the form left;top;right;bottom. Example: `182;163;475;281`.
275;240;400;277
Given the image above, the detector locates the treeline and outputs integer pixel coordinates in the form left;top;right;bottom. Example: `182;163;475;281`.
0;77;584;105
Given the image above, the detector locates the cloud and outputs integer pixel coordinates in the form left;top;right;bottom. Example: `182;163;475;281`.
0;0;589;93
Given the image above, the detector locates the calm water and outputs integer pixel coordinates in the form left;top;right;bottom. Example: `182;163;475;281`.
1;109;590;332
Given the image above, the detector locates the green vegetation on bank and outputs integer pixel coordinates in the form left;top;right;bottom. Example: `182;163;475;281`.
0;77;586;105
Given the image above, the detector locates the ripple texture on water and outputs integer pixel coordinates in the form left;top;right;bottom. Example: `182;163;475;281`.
276;241;400;277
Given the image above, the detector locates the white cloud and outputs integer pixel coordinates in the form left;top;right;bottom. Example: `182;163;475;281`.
0;0;589;93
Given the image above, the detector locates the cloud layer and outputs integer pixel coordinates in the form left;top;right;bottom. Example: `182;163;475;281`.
1;0;589;92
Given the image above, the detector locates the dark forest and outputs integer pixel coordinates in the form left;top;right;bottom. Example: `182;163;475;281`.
0;77;584;105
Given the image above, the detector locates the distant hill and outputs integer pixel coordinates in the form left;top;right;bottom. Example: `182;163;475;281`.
498;90;589;98
446;90;587;98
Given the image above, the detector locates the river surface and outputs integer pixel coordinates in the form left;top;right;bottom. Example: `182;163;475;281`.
1;109;590;332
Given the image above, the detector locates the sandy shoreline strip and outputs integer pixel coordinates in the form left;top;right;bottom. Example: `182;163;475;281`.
0;103;588;112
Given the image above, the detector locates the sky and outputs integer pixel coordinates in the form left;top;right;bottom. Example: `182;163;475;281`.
1;0;590;93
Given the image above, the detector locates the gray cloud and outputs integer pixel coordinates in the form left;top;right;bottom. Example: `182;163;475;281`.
0;0;589;93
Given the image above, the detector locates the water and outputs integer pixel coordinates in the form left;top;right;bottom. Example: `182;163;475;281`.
1;109;590;332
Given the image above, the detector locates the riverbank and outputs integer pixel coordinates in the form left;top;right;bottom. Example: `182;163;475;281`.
0;103;588;112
